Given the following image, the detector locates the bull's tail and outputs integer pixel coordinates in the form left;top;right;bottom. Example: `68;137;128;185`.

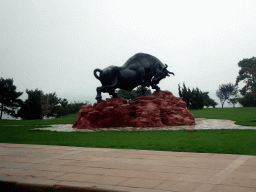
94;69;102;80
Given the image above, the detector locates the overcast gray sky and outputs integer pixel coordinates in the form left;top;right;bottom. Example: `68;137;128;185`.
1;0;256;108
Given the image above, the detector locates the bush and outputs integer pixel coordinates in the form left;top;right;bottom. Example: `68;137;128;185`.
116;85;151;100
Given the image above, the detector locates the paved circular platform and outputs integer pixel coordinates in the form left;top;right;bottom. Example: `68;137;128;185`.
31;118;256;132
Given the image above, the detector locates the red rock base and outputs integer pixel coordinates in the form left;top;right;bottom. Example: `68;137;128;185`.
72;91;195;129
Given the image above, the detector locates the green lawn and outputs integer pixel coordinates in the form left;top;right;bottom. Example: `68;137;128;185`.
0;107;256;155
0;113;77;126
190;107;256;126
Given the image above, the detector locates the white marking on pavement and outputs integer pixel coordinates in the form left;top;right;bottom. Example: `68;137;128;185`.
194;155;252;192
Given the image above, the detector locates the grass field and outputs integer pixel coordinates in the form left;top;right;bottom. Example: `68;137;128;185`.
0;107;256;155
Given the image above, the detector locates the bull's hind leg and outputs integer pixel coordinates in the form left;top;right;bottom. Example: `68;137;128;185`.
96;87;104;103
95;82;118;103
141;85;147;96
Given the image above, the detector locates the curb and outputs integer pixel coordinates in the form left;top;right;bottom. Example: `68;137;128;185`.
0;181;122;192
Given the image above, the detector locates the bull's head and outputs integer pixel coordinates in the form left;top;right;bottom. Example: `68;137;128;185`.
164;64;175;77
152;64;174;85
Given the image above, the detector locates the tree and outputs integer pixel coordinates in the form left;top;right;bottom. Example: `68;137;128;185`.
41;93;60;117
17;89;62;120
227;98;239;108
235;57;256;107
17;89;43;120
202;92;218;108
235;57;256;95
216;83;238;108
0;78;23;120
191;87;205;109
116;85;151;100
51;98;68;118
237;92;256;107
178;83;192;108
178;83;206;109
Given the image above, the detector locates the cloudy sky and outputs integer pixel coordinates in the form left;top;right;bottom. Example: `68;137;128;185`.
1;0;256;109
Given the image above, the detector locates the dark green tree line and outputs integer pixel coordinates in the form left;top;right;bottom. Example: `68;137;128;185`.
16;89;89;120
52;100;90;118
1;77;90;120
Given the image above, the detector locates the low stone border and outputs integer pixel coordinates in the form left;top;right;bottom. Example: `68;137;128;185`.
30;118;256;132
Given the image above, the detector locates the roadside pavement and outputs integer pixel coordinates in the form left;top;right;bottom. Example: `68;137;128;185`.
1;143;256;192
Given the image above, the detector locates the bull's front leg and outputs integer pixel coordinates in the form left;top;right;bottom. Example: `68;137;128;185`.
151;68;162;92
109;89;118;98
151;83;161;92
152;72;161;85
137;67;147;96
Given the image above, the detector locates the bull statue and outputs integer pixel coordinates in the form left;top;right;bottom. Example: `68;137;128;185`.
94;53;174;103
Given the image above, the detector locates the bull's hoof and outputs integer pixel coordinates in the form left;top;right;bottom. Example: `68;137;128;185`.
96;96;103;103
97;99;103;103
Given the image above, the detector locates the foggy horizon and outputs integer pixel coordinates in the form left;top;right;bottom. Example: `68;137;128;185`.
1;0;255;119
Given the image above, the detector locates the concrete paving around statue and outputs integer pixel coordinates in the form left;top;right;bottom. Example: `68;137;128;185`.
31;118;256;132
1;143;256;192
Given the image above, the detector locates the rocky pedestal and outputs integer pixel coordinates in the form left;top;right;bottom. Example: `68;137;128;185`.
72;91;195;129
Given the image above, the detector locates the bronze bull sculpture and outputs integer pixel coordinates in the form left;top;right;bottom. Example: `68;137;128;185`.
94;53;174;103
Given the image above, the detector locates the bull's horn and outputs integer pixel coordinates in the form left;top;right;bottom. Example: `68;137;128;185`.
168;71;174;75
165;64;168;68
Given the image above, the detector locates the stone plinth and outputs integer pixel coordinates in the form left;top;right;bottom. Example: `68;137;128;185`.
72;91;195;129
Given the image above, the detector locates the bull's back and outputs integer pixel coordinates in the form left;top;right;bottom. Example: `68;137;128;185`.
122;53;164;69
